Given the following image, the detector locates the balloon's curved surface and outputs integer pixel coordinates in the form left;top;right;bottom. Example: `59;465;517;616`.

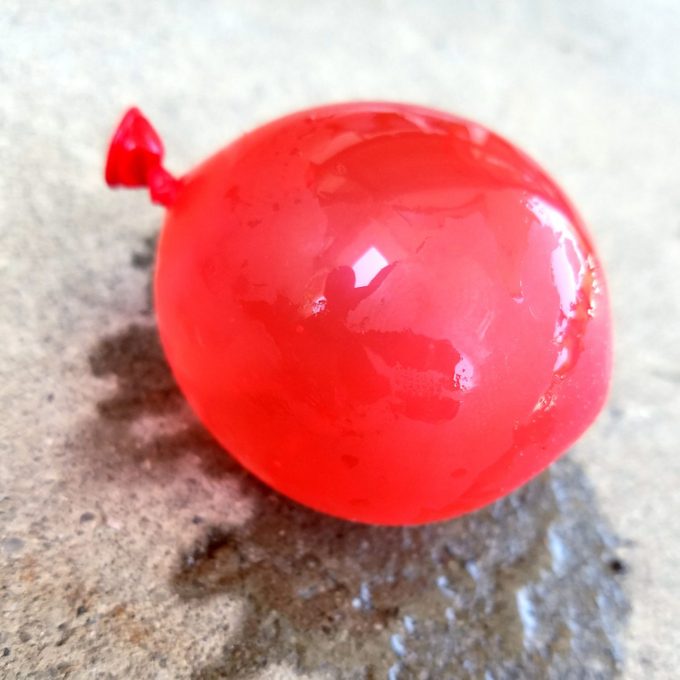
111;102;612;525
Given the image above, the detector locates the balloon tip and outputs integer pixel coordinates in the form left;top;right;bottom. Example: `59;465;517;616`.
105;107;178;207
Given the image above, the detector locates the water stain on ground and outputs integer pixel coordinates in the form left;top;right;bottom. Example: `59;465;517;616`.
87;236;629;679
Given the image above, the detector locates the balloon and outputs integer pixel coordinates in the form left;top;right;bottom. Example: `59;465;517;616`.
106;103;611;525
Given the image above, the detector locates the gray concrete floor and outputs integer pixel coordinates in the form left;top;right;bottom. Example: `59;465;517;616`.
1;1;679;678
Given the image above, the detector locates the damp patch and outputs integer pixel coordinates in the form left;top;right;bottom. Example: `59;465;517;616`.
172;459;628;680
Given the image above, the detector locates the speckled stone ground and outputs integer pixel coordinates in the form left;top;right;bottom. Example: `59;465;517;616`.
1;2;679;678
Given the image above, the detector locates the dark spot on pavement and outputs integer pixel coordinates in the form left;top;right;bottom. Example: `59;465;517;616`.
131;236;157;270
88;324;184;421
172;461;629;679
608;558;627;575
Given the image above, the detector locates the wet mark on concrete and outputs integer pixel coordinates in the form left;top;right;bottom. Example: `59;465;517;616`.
173;462;628;680
89;323;185;420
86;235;629;679
88;321;245;485
131;235;157;272
131;234;157;315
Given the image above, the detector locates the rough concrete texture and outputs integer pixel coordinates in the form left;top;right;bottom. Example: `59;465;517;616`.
1;1;678;678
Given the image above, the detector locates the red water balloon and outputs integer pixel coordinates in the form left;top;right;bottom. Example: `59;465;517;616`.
106;102;611;525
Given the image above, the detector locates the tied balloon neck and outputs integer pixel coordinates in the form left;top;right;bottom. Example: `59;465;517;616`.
105;107;180;208
146;164;180;207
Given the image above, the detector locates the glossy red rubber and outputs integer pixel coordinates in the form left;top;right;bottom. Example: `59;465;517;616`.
107;102;611;525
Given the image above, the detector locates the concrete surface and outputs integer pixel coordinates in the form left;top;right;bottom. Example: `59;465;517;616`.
1;1;679;678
